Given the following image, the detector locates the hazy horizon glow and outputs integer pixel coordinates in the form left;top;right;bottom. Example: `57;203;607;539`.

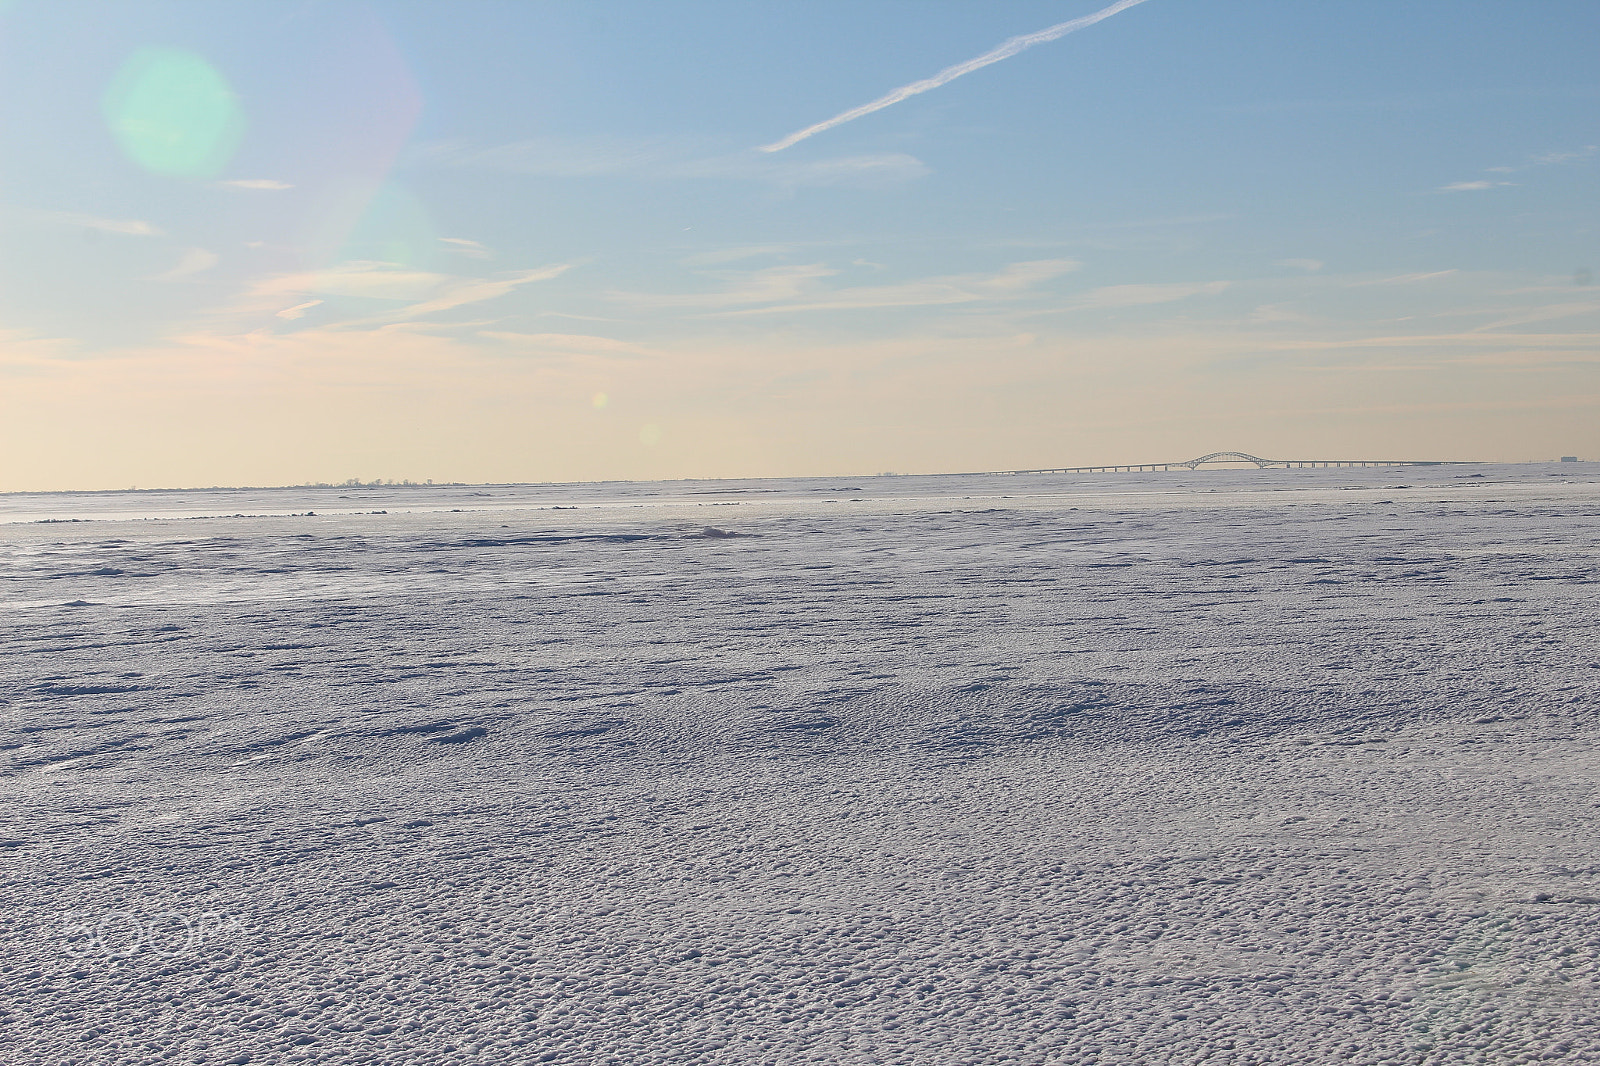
0;0;1596;491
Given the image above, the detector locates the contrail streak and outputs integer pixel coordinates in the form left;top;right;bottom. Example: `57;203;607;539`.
759;0;1154;153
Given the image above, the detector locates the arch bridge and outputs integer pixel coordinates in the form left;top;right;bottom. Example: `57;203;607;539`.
1010;452;1473;475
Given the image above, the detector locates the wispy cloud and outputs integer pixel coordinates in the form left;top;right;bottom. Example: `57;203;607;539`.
397;266;571;319
1016;277;1233;319
1247;303;1315;325
1439;180;1514;192
613;260;1079;316
1486;144;1598;173
682;245;796;266
150;247;219;282
252;261;452;303
1463;302;1600;333
0;329;78;376
759;0;1155;152
1354;269;1458;286
1265;331;1600;353
440;237;492;259
476;331;660;359
1074;280;1229;308
421;136;928;189
612;264;840;310
1531;145;1598;166
244;261;571;322
1441;143;1595;190
276;300;323;320
709;260;1082;316
536;310;618;323
220;179;294;190
34;210;163;236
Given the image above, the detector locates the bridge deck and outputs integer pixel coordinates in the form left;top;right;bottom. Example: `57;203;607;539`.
1008;459;1476;475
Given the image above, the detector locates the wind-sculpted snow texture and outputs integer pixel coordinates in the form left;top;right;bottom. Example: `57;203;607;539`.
3;465;1600;1065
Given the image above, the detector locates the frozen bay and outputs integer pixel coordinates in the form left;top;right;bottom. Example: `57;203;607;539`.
4;465;1600;1064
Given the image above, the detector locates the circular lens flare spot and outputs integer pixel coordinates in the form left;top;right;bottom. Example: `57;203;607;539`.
104;48;244;179
334;182;436;271
591;392;608;409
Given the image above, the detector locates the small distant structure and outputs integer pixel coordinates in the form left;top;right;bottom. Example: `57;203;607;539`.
1560;456;1580;463
1010;451;1478;475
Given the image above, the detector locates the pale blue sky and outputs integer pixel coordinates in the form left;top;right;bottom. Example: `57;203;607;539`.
1;1;1596;488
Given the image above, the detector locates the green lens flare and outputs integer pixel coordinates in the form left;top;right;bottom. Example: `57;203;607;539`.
103;48;244;179
340;183;437;270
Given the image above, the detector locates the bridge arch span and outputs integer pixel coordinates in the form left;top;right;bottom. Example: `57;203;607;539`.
1005;452;1472;475
1183;451;1274;469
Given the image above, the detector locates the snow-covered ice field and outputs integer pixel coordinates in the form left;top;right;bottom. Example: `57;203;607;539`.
4;464;1599;1065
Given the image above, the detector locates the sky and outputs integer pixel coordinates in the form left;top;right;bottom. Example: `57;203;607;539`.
0;0;1596;490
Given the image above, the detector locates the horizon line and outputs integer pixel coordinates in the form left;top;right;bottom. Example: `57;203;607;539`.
9;456;1593;498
